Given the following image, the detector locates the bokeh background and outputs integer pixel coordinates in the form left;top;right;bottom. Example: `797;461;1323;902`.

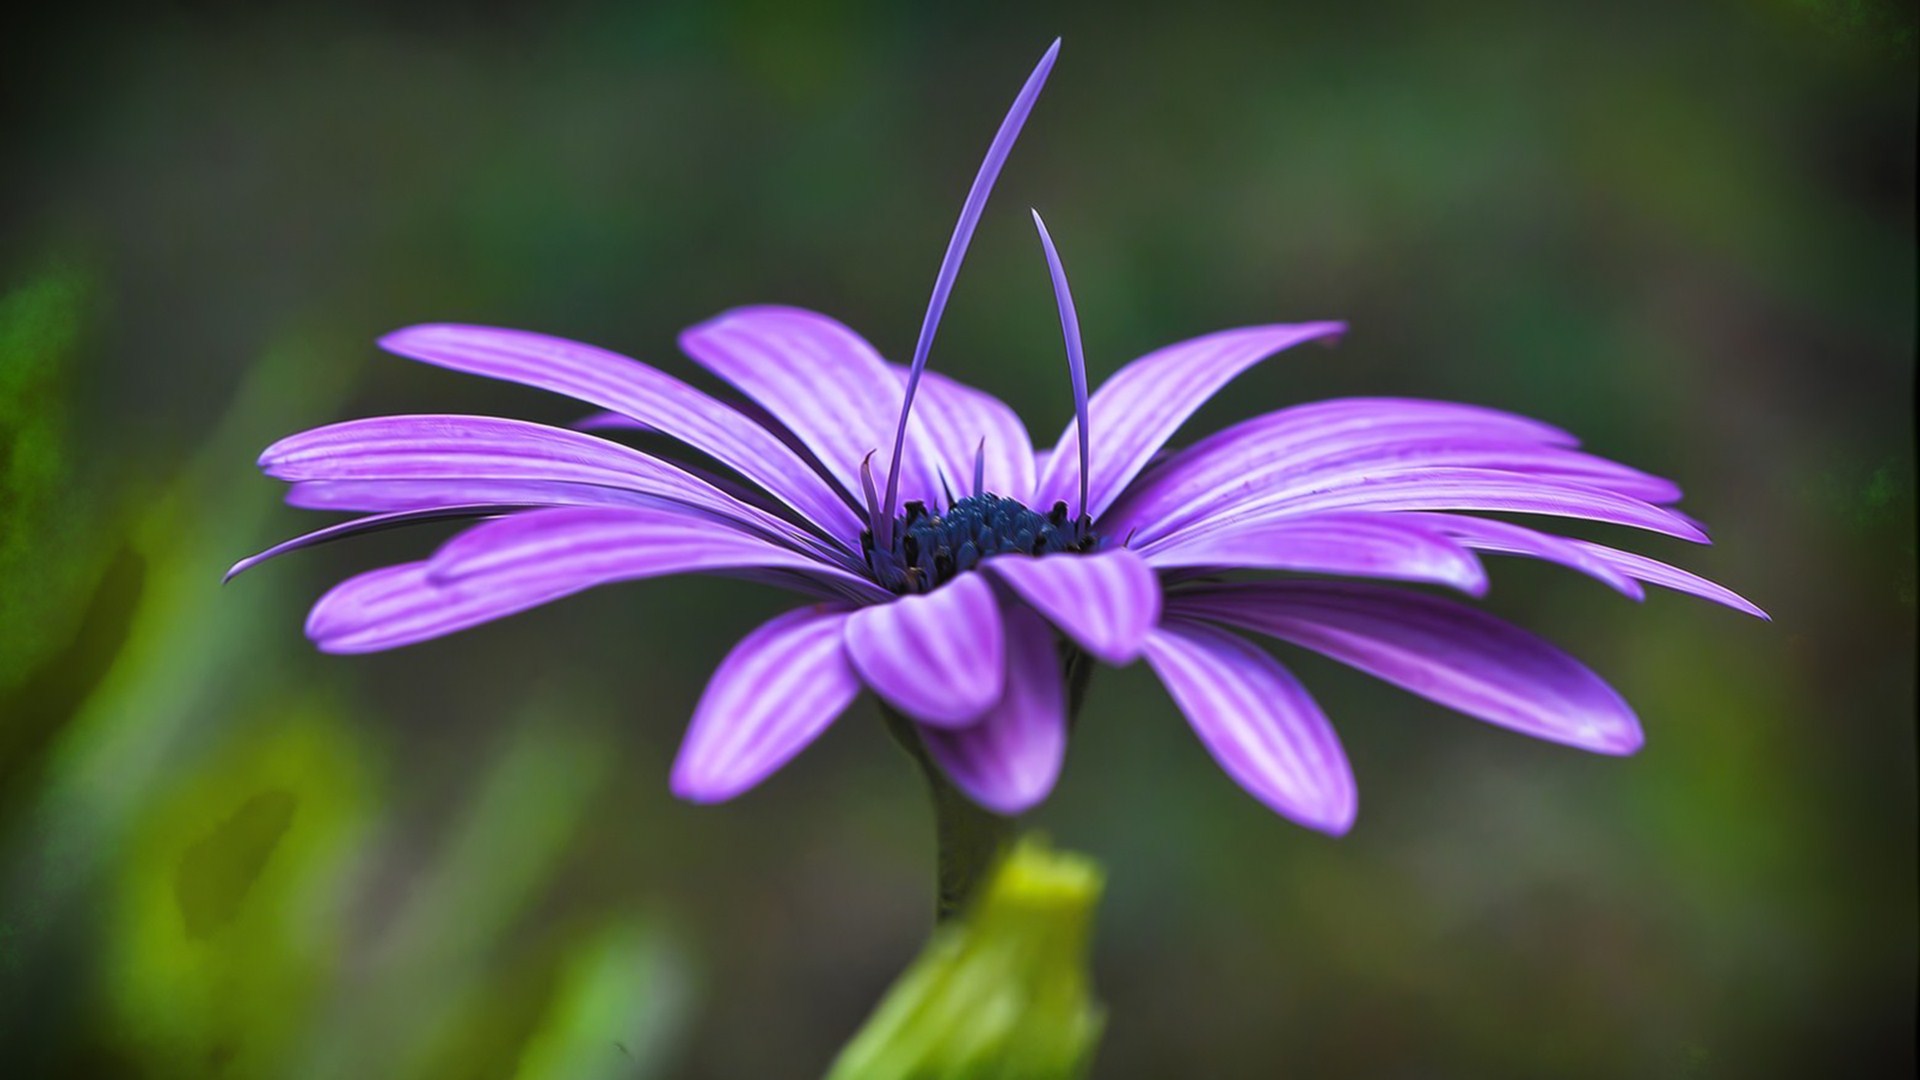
2;2;1913;1076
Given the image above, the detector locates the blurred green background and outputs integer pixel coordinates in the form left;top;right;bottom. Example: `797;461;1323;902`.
2;1;1913;1076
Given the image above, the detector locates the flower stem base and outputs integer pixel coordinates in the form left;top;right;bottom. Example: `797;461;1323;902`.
880;704;1016;922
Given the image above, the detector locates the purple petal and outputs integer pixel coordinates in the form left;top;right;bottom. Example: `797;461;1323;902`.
1033;323;1347;520
285;478;659;513
284;479;861;575
1142;619;1357;833
883;38;1060;526
1398;513;1647;599
671;604;862;803
985;547;1162;665
844;573;1005;727
1142;512;1489;596
1030;209;1091;518
1564;540;1768;619
1169;581;1644;755
227;504;522;583
908;369;1037;504
307;506;883;653
1160;467;1708;545
919;604;1067;814
261;414;832;554
1105;398;1659;542
680;306;947;508
572;410;650;432
377;324;861;544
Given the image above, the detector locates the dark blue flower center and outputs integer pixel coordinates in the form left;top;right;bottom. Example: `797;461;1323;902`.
861;494;1098;594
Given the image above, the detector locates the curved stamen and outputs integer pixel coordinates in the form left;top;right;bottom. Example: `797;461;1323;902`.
1029;209;1091;521
879;37;1062;546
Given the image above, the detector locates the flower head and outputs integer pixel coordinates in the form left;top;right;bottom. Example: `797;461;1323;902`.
231;40;1762;833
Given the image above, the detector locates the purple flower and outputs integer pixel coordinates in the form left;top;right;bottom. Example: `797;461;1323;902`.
232;40;1762;833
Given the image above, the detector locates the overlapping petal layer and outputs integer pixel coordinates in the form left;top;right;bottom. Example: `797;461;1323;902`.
379;324;863;544
919;605;1068;814
1141;512;1489;596
1168;581;1644;754
307;505;884;653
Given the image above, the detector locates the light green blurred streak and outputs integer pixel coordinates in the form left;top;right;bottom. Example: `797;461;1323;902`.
0;330;354;985
513;920;693;1080
103;705;375;1073
827;837;1106;1080
292;713;617;1080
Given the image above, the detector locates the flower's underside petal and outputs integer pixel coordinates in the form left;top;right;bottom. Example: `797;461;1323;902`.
908;368;1038;504
1397;513;1646;599
985;547;1161;665
261;414;833;556
844;573;1005;727
1032;322;1347;519
680;306;948;507
1169;581;1643;755
1142;618;1356;833
306;506;884;653
1103;397;1667;542
377;324;862;545
1142;512;1489;596
671;604;862;803
919;604;1067;814
1562;540;1768;618
1152;467;1708;545
226;504;523;582
572;411;651;432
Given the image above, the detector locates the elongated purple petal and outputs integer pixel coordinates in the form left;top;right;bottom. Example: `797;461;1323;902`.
680;306;946;507
1142;512;1489;596
1169;581;1644;754
1130;441;1679;545
882;38;1060;528
1105;397;1584;540
285;479;862;574
671;605;862;803
262;414;832;554
1142;619;1356;833
1030;209;1091;518
285;478;660;513
908;369;1038;504
227;504;525;582
919;604;1067;814
1398;513;1646;599
1033;322;1347;520
307;506;884;653
985;547;1161;665
378;324;862;544
572;410;651;432
844;573;1005;727
1152;467;1708;545
1564;540;1768;618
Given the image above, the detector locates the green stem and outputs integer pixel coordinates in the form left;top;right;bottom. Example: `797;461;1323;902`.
881;704;1016;922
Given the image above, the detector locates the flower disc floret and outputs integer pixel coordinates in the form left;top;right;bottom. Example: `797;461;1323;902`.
863;495;1098;594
